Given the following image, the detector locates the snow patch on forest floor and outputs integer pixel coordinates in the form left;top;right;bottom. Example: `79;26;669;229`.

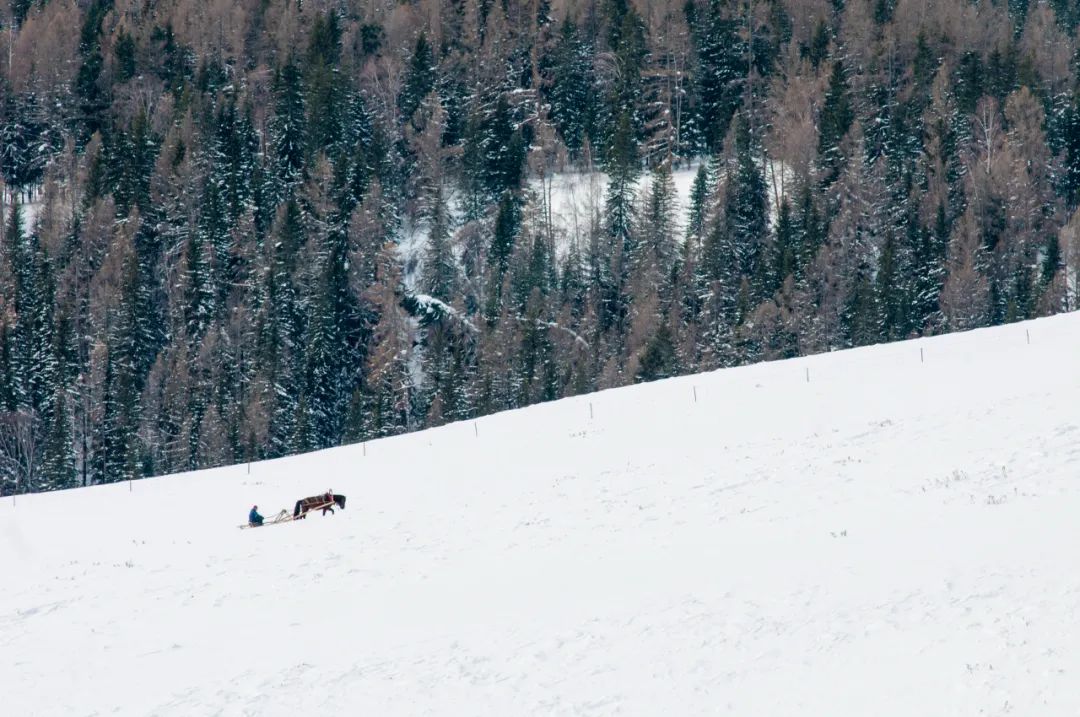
531;163;701;254
4;312;1080;715
532;159;792;256
0;184;43;236
395;159;792;297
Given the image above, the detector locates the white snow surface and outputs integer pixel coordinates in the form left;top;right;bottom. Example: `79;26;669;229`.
5;315;1080;715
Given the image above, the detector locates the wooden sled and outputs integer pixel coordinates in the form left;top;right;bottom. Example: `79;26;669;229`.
238;509;292;529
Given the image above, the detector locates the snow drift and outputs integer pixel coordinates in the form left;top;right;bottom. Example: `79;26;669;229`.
3;314;1080;715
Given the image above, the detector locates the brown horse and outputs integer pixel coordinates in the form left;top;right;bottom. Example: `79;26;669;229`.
293;492;346;519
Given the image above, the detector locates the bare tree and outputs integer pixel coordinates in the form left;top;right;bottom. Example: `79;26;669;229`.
941;210;990;331
0;410;40;495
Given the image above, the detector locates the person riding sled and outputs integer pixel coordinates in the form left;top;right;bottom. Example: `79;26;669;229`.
248;505;264;527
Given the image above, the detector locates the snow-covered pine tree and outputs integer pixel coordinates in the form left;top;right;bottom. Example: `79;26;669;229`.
39;388;76;490
484;191;521;321
270;61;308;193
184;207;216;345
399;33;437;128
545;17;597;157
304;219;359;450
686;0;747;154
260;202;306;459
0;323;14;412
304;11;346;160
724;114;769;318
818;60;854;185
686;162;711;244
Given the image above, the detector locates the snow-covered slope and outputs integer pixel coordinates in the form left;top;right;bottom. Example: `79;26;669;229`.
4;315;1080;715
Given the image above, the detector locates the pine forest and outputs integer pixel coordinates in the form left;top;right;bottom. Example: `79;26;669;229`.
1;0;1078;493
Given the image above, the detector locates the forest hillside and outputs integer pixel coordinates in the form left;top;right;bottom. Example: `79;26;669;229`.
1;0;1078;490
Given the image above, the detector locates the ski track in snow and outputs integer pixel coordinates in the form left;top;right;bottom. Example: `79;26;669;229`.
4;315;1080;714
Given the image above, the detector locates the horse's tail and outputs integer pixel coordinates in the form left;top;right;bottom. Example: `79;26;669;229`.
293;500;302;518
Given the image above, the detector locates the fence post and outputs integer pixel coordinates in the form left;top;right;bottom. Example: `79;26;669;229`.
920;347;924;363
474;421;478;438
589;402;594;419
1026;329;1030;345
363;442;367;457
693;386;698;403
805;367;810;383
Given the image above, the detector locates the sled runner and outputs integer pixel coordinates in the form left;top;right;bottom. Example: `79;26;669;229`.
238;509;291;529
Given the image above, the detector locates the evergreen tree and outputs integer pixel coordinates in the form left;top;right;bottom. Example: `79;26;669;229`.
771;199;797;292
0;323;14;412
593;111;640;337
260;203;306;458
184;218;216;344
271;62;308;190
841;263;880;347
114;31;137;82
636;324;676;382
399;33;437;126
688;0;747;153
491;192;520;278
818;60;854;184
96;342;140;482
485;191;521;320
805;19;830;69
27;251;57;416
211;101;259;219
74;0;112;143
606;112;639;252
725;116;769;312
12;0;33;26
305;11;346;158
686;163;711;242
304;217;362;449
601;5;649;156
7;200;55;414
641;162;677;278
875;230;905;340
40;389;76;490
463;93;527;204
546;18;597;156
0;91;57;190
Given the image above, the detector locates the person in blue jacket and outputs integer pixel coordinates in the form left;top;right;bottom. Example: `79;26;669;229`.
249;505;264;526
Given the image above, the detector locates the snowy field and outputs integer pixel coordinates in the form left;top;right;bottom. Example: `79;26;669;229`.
4;314;1080;715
